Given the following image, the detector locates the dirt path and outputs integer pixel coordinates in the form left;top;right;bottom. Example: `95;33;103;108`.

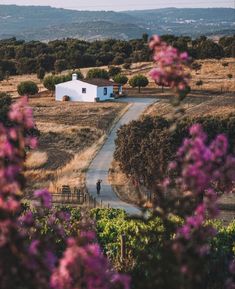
86;98;157;214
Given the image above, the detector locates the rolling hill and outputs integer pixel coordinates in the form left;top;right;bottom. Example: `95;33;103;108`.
0;5;234;41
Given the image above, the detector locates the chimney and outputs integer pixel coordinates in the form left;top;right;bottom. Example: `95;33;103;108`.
72;73;78;81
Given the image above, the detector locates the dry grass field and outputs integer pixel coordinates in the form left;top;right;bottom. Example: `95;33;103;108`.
145;93;235;118
124;58;235;93
25;93;128;193
1;57;234;98
0;66;110;98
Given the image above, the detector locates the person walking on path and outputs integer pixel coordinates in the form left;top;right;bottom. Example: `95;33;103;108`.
96;180;102;195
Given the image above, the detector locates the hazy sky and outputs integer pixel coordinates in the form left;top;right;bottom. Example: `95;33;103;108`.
0;0;234;11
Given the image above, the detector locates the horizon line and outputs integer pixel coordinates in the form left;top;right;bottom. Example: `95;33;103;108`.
0;4;234;12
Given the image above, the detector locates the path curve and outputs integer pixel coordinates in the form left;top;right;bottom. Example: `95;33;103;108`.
86;98;157;215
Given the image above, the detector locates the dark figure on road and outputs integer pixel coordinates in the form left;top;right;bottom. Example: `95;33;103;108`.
96;180;102;195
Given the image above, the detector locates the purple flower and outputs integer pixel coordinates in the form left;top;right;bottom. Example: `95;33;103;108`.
34;189;52;209
149;35;191;92
29;240;40;255
45;251;57;271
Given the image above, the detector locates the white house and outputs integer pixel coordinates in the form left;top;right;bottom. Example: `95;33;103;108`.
55;74;122;102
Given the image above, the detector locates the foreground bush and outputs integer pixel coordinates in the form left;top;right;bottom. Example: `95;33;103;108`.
0;97;129;289
92;209;235;289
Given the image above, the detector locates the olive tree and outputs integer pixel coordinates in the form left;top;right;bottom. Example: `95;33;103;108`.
113;74;128;85
129;74;149;93
43;75;56;93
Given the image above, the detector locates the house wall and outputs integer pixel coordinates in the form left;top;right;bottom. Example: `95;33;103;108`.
55;81;114;102
55;81;97;102
97;86;114;101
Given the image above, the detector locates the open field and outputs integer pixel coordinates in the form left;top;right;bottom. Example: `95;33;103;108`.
145;92;235;117
0;66;109;97
126;58;235;92
0;58;234;98
25;93;128;193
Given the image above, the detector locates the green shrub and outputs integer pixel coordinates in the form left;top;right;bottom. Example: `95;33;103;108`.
43;71;84;92
43;75;55;92
0;93;12;125
108;66;122;77
87;68;109;79
17;81;39;96
129;74;149;92
113;74;128;85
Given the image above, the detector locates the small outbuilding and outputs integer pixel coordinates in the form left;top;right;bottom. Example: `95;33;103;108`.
55;74;122;102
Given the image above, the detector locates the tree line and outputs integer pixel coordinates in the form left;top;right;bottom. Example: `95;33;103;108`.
16;67;149;96
0;34;234;79
114;115;235;192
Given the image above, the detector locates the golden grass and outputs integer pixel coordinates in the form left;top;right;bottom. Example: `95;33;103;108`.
24;94;127;193
0;74;45;98
190;58;235;92
1;58;234;98
0;65;109;98
145;94;235;118
124;58;235;93
25;151;48;169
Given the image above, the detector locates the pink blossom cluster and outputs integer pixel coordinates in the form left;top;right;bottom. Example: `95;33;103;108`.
0;97;36;246
51;236;130;289
168;124;235;285
170;124;235;217
0;97;129;289
149;35;191;92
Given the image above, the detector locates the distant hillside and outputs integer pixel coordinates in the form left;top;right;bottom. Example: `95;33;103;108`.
0;5;234;41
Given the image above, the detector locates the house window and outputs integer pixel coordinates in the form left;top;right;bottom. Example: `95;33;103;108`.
104;87;107;95
82;88;86;94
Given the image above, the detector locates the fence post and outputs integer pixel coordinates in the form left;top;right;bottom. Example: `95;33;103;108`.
94;197;96;208
120;234;126;262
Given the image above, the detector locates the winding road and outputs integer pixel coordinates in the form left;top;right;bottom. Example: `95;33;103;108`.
86;98;157;214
